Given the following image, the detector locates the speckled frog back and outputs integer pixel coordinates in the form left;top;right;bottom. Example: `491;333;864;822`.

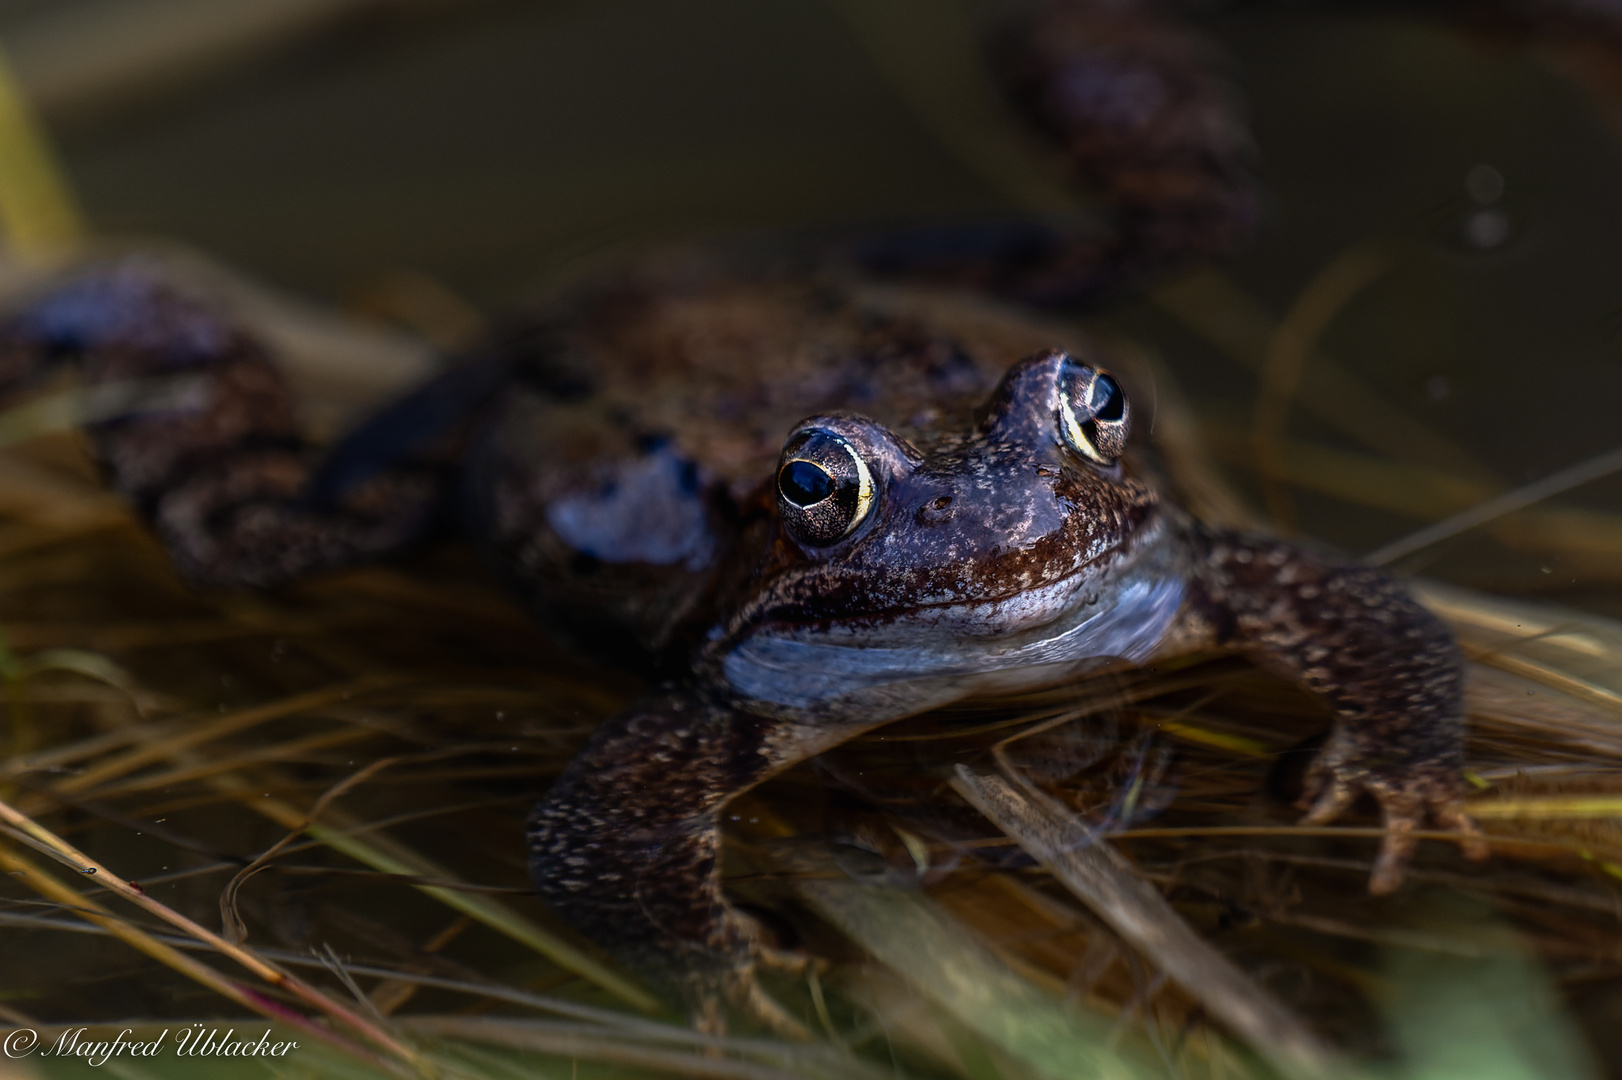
462;262;1138;663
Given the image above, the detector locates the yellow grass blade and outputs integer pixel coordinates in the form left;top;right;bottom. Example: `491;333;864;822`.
0;42;83;257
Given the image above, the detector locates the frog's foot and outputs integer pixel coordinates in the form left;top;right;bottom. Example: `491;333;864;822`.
1298;738;1489;895
685;914;813;1040
691;965;806;1039
757;940;822;979
713;963;810;1041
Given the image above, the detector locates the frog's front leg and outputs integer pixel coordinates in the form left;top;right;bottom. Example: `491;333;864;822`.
528;690;862;1033
1186;527;1488;893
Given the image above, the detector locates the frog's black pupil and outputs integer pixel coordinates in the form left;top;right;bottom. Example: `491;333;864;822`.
1092;374;1125;421
781;460;836;506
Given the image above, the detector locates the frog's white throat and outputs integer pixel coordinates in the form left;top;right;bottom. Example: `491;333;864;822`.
720;539;1186;720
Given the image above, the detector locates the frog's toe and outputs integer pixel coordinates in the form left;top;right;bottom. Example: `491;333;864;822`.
1363;797;1421;896
1435;798;1491;864
1297;769;1359;827
1296;736;1370;828
1298;755;1487;894
689;960;809;1040
1367;771;1489;888
686;910;813;1039
756;940;825;978
694;994;727;1038
1298;773;1421;895
726;966;811;1040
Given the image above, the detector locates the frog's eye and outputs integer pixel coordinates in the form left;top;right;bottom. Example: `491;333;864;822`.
776;429;875;545
1057;359;1130;465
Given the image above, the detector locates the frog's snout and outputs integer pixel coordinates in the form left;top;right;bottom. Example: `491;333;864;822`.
888;463;1068;560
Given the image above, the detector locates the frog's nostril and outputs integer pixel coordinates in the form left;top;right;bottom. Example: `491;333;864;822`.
917;494;955;525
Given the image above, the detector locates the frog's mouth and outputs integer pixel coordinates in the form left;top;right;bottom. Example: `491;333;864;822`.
719;524;1186;718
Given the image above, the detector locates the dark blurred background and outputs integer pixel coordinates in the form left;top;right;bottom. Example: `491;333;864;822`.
4;0;1620;603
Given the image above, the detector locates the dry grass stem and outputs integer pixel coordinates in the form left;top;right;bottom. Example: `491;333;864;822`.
1153;267;1496;482
1367;442;1622;567
0;843;405;1074
1251;245;1390;531
0;792;435;1074
950;767;1342;1080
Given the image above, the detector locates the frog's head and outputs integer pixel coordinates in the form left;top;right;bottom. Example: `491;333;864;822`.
715;349;1186;720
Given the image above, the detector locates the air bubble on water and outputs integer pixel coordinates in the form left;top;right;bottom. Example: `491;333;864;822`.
1466;209;1510;249
1466;164;1504;204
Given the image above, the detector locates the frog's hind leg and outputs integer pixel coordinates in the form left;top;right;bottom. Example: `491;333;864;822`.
842;0;1256;306
0;263;463;587
987;0;1257;263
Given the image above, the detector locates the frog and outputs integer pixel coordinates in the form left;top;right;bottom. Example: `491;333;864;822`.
0;0;1491;1033
0;259;1489;1026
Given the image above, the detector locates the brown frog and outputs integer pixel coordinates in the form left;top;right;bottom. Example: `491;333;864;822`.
0;261;1485;1027
0;0;1492;1032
